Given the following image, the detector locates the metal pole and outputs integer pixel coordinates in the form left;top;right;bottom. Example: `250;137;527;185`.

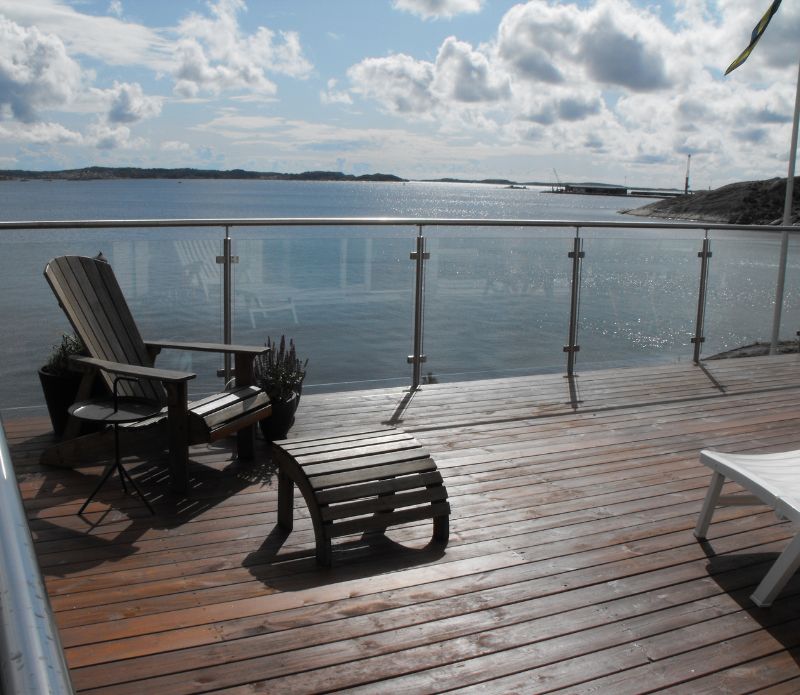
0;421;75;695
408;226;429;390
222;227;232;382
770;54;800;353
693;234;712;364
564;231;584;377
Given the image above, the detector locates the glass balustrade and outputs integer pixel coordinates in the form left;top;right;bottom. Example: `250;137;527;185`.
0;219;796;419
230;226;414;391
577;227;703;370
422;225;574;383
703;230;790;358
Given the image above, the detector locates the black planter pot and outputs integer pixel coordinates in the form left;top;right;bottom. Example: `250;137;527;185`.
259;393;299;442
38;367;83;437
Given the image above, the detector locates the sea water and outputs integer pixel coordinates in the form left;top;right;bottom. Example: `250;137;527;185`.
0;178;797;418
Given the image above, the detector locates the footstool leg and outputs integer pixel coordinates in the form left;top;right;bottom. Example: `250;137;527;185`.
433;514;449;544
315;534;332;567
277;469;295;531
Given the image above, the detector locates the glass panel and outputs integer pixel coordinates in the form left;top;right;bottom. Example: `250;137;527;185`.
782;234;800;349
702;230;789;358
577;228;702;370
422;226;575;383
0;228;226;419
232;226;414;393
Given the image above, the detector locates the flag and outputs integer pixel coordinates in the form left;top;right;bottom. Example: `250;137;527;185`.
725;0;782;75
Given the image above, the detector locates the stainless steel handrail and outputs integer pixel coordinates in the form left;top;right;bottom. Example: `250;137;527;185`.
0;419;74;695
0;216;797;232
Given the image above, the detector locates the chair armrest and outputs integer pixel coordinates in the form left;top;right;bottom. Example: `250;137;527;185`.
145;340;268;356
70;356;196;383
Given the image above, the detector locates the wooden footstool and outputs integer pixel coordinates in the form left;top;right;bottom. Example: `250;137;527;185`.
272;428;450;565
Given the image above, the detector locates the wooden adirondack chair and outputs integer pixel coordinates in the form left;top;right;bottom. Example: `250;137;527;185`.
42;255;272;492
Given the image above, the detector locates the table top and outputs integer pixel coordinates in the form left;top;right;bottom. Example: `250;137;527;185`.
68;397;161;424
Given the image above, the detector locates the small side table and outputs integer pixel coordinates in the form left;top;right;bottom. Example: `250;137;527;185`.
69;394;161;515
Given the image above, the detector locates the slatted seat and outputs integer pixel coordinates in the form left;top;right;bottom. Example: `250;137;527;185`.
272;429;450;565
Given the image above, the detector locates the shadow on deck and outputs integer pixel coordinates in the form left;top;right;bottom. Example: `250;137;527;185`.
7;355;800;693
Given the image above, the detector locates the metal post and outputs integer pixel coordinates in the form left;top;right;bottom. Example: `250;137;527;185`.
564;232;584;377
692;234;712;364
769;54;800;353
408;226;429;390
0;422;75;695
216;226;238;384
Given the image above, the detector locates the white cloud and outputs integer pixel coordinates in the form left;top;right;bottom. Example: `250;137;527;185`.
0;16;82;122
161;140;192;152
190;111;515;176
431;37;510;103
346;38;509;119
348;53;436;115
496;0;682;93
340;0;800;184
173;0;312;97
320;78;352;105
100;81;162;123
392;0;484;20
87;121;143;150
107;1;123;18
579;12;671;91
0;120;82;144
0;0;173;70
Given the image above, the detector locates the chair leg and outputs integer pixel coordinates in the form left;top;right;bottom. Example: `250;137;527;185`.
751;532;800;607
166;382;190;493
237;425;255;460
694;470;725;539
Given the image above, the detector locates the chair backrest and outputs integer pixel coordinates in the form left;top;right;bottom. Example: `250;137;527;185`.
44;255;165;404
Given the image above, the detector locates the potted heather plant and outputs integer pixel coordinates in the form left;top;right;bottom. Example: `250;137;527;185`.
38;333;87;437
254;336;308;441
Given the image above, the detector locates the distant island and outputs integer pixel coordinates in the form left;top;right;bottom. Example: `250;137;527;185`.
0;166;562;187
0;166;406;183
625;176;800;226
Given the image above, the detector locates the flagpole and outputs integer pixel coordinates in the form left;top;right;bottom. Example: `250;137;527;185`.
769;53;800;353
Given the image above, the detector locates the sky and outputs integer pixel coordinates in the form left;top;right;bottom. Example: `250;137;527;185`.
0;0;798;189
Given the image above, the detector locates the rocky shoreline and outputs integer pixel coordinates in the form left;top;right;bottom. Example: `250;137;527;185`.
624;176;800;225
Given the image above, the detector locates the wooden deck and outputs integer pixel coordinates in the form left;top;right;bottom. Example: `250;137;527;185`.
8;354;800;693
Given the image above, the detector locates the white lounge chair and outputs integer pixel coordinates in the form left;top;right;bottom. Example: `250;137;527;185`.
694;448;800;607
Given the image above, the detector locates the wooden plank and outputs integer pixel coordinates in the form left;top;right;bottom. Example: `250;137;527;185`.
316;471;444;504
309;455;437;487
7;356;800;693
295;449;433;479
321;486;448;522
